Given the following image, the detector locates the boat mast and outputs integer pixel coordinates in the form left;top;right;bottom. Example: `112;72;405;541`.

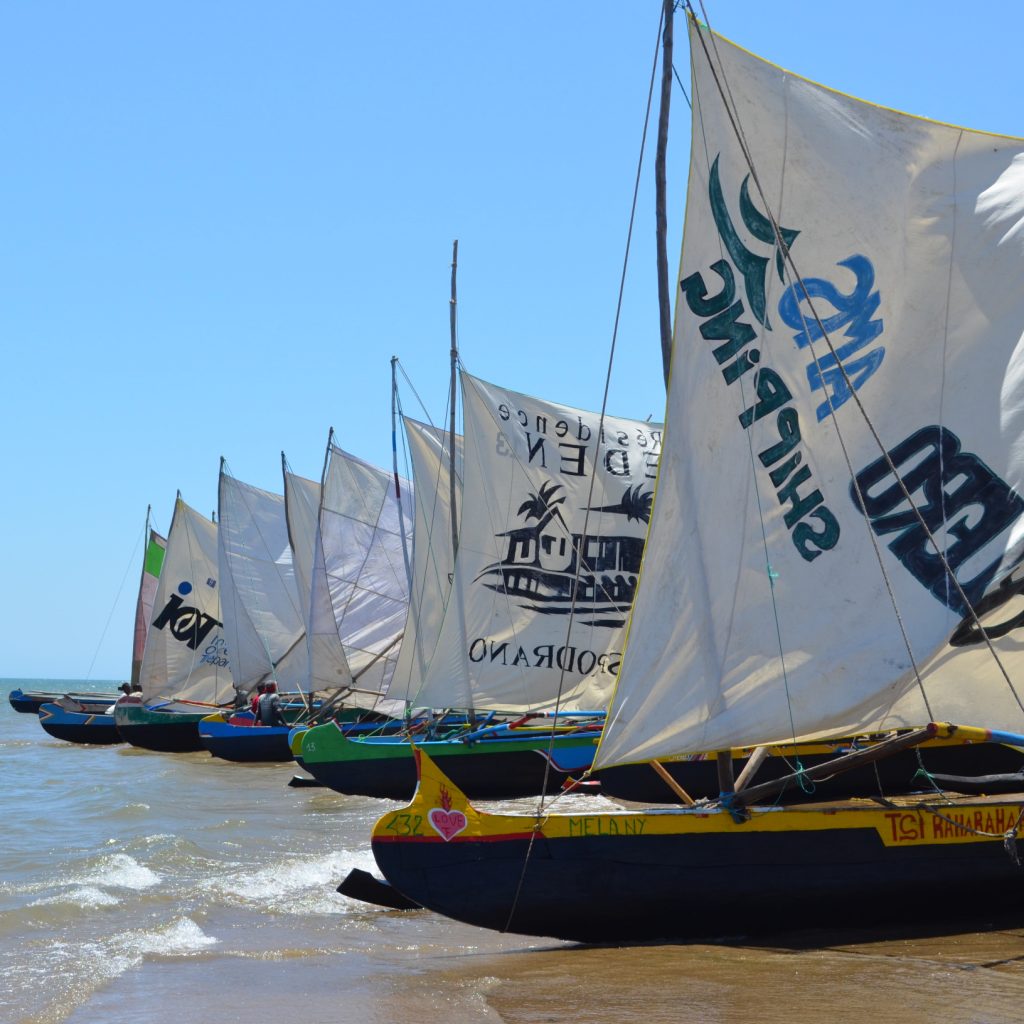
651;0;728;800
656;0;674;383
448;239;460;562
391;356;413;589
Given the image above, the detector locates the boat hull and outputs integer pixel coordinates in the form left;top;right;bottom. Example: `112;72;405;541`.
301;725;600;799
9;688;120;714
113;704;210;752
198;715;294;762
38;703;122;745
371;750;1024;943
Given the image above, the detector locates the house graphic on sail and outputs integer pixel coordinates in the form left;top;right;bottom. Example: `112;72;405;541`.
475;481;649;627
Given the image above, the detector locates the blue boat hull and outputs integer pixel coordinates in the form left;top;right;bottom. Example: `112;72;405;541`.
38;703;122;745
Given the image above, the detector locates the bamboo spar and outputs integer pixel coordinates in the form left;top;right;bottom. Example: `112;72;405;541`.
732;724;940;808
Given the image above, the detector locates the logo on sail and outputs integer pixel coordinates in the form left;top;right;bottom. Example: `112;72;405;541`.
474;480;651;627
151;582;224;651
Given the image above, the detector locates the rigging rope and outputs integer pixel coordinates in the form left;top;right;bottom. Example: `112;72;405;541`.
503;0;668;935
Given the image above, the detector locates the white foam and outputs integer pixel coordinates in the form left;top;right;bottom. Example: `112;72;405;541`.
30;885;121;909
125;916;219;957
209;849;369;915
89;852;161;890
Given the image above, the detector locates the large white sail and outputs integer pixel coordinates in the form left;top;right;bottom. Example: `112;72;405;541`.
138;497;232;705
311;444;413;703
596;20;1024;768
389;418;464;705
414;373;662;712
218;467;307;694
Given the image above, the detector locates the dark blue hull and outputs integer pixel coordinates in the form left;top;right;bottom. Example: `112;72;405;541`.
198;719;294;762
10;688;119;714
38;703;122;745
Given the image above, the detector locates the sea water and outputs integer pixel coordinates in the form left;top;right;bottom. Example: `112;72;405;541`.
3;679;1024;1024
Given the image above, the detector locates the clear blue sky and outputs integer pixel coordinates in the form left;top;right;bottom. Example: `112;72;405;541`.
3;1;1021;680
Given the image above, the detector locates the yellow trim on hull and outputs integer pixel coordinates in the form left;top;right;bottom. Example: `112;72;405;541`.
372;748;1024;852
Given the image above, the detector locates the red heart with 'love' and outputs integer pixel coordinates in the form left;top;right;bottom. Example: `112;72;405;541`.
428;808;468;841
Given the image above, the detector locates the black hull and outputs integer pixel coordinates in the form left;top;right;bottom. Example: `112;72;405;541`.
374;825;1024;944
39;720;122;745
199;731;293;763
596;741;1024;804
117;721;204;753
9;689;119;714
306;746;579;800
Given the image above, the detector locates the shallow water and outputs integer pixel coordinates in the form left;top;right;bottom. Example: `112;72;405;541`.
4;678;1024;1024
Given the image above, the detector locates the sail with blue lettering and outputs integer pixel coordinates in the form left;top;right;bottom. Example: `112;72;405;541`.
596;20;1024;767
414;374;662;713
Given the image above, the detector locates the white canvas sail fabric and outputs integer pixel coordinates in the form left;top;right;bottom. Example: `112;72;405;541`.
414;374;662;712
389;418;464;705
284;469;353;694
596;20;1024;768
138;498;232;705
218;469;307;694
311;444;413;703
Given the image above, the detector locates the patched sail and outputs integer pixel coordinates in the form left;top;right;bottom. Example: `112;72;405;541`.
131;527;166;685
596;20;1024;767
139;497;232;705
388;418;464;705
218;467;307;694
414;374;662;712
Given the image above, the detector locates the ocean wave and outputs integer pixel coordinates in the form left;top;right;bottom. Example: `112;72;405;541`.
207;848;371;916
71;852;161;891
29;885;121;909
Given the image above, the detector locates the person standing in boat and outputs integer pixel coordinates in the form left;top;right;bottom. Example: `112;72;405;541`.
249;681;266;718
255;681;286;727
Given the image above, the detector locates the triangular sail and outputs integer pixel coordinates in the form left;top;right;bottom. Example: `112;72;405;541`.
138;498;232;705
414;373;662;712
131;528;166;685
309;444;414;707
283;468;355;694
596;20;1024;768
389;418;464;705
218;468;307;694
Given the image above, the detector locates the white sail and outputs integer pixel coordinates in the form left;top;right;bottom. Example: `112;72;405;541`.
414;373;662;712
138;497;232;705
283;469;354;694
312;443;413;704
389;417;464;705
218;468;307;694
596;21;1024;768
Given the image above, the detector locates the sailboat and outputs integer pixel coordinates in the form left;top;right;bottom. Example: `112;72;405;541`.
369;13;1024;942
115;495;235;751
197;462;319;762
37;515;166;744
301;377;660;800
286;436;419;772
